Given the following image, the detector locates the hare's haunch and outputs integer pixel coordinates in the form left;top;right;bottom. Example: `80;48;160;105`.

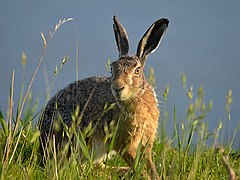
39;16;169;179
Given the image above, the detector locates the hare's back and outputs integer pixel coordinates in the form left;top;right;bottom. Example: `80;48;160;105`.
41;76;115;133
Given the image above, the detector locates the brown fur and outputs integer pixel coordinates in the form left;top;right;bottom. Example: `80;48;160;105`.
113;83;159;177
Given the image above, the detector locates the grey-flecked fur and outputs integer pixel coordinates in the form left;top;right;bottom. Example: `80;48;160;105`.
40;77;115;144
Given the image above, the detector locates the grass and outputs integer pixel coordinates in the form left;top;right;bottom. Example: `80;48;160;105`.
0;19;240;179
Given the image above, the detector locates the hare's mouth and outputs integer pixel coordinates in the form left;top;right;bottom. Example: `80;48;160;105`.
111;86;131;101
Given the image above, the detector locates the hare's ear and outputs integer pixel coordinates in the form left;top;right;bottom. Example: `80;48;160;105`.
113;16;129;58
136;18;169;66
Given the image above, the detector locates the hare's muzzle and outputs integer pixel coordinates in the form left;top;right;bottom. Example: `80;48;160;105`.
111;78;134;101
115;86;125;93
111;85;125;100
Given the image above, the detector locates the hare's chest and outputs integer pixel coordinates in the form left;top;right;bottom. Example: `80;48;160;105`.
115;111;150;145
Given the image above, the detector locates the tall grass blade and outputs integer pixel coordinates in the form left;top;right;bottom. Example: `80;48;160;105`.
0;111;8;137
132;139;149;179
75;130;90;161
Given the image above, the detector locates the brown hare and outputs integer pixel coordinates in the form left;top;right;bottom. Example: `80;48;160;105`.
39;16;169;179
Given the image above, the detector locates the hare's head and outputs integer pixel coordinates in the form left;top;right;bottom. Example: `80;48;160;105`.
110;16;169;101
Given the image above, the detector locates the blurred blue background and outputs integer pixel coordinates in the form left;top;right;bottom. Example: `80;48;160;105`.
0;1;239;147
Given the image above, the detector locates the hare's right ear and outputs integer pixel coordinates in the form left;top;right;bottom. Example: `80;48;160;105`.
113;16;129;58
136;18;169;66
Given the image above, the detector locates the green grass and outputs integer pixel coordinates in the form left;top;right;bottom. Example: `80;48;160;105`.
0;19;239;179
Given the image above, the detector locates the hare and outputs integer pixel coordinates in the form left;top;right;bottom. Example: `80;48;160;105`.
39;16;169;179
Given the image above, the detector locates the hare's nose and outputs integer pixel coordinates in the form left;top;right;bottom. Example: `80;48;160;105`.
115;86;125;93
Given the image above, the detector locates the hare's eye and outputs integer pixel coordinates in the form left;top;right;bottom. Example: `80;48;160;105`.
134;67;141;76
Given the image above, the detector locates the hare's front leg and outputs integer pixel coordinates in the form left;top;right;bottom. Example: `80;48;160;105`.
122;144;158;180
146;154;158;180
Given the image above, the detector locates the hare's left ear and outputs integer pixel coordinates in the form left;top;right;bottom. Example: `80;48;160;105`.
113;16;129;58
136;18;169;66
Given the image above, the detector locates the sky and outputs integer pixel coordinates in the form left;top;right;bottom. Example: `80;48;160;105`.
0;1;240;148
